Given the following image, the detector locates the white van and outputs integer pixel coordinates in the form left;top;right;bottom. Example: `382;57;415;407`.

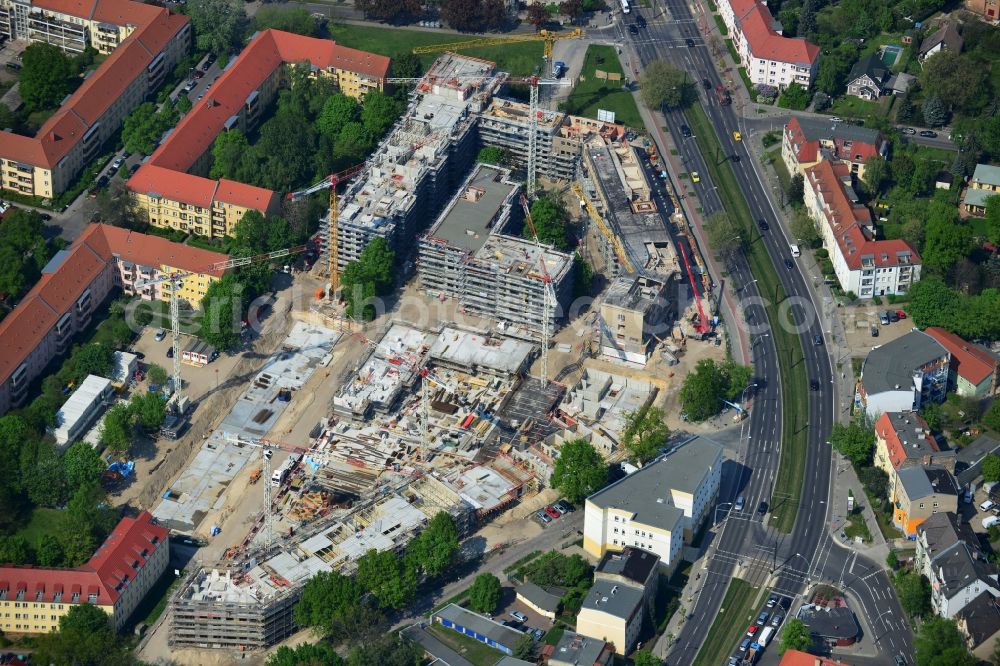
980;499;995;513
984;516;1000;529
757;626;775;648
789;244;801;257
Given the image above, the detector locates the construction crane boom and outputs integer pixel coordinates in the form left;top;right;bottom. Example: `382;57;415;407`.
679;242;711;335
571;182;635;274
520;194;555;379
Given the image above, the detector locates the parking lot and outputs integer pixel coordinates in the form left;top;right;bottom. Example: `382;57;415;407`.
530;499;575;528
729;592;792;665
841;305;918;358
493;585;556;641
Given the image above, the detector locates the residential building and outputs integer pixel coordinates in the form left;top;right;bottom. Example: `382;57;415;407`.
846;52;890;99
924;327;998;397
432;604;524;655
918;20;964;62
129;29;389;238
964;0;999;21
891;466;959;536
52;374;113;447
782;117;888;180
583;438;723;571
962;164;1000;217
0;2;190;199
0;224;229;415
794;605;860;647
935;171;954;190
873;411;954;496
0;511;168;634
594;547;660;606
575;578;644;654
718;0;819;89
544;631;614;666
916;512;1000;618
955;592;1000;661
599;275;671;366
885;72;917;95
856;330;950;420
515;582;563;620
802;159;921;298
956;435;1000;489
779;651;852;666
417;164;574;340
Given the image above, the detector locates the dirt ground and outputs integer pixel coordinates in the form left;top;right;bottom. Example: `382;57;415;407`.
837;304;916;357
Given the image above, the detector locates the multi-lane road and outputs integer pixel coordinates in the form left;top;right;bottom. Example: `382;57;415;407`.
608;2;913;662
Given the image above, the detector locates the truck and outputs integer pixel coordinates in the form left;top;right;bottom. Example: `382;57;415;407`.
744;644;760;663
619;0;630;13
757;626;775;648
715;84;732;105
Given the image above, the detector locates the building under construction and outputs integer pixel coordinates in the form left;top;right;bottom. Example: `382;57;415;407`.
418;164;574;340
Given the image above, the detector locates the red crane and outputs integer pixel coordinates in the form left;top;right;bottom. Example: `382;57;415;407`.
680;242;711;335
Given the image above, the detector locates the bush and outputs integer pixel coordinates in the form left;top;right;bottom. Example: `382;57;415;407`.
872;295;883;305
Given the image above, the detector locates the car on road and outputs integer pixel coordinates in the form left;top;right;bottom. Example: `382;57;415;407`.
809;380;820;391
757;218;768;231
770;613;783;627
536;510;551;524
544;506;561;519
680;124;692;137
739;639;751;652
510;611;527;623
746;625;758;638
628;24;639;35
758;501;768;514
813;334;823;346
691;171;700;183
756;611;769;625
784;258;793;269
111;156;124;171
154;328;167;342
636;14;646;28
899;127;916;135
766;595;777;608
735;495;745;511
685;37;695;47
732;130;742;141
183;80;196;93
728;657;739;666
919;130;938;138
894;656;906;666
830;116;842;122
731;153;741;162
96;174;109;188
702;78;712;90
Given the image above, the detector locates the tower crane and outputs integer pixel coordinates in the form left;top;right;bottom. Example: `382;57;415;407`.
679;242;711;336
135;245;308;408
521;194;557;380
288;162;367;298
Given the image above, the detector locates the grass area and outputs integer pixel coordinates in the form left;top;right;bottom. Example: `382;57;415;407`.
685;101;809;533
654;566;690;633
503;549;542;575
129;571;182;630
430;590;470;615
326;23;544;77
691;579;759;666
564;44;643;128
843;508;873;543
769;147;792;194
427;622;505;666
825;95;893;122
713;14;728;35
15;508;65;547
543;625;565;646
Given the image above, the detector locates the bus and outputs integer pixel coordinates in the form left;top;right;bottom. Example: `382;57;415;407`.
620;0;630;13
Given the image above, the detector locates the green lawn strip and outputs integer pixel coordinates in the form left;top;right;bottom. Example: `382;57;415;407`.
685;101;808;534
130;571;183;629
15;508;65;547
691;578;760;666
713;14;728;36
565;44;643;128
543;625;565;646
326;24;544;76
427;622;505;666
769;148;792;194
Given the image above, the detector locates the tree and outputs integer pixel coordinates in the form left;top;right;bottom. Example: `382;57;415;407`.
895;570;931;618
392;52;423;79
317;94;362;140
36;534;65;567
356;549;416;610
233;210;293;255
341;237;395;321
130;391;166;431
200;273;244;349
886;550;899;570
187;0;247;57
633;651;660;666
69;344;113;384
19;42;73;111
88;179;146;230
268;642;344;666
253;7;317;35
862;155;888;195
573;253;593;298
983;454;1000;483
985;195;1000;246
561;0;584;20
778;83;811;110
705;211;746;264
209;130;251;180
679;359;729;421
786;173;805;206
439;0;507;32
478;146;506;166
914;616;976;666
640;59;694;109
921;51;989;116
985;401;1000;433
64;442;105;489
99;404;132;456
176;94;192;115
147;364;168;386
294;569;365;635
922;95;949;128
514;633;536;660
468;573;503;614
122;101;179;156
361;92;402;137
789;208;821;247
621;405;669;465
346;635;423;666
922;204;971;276
778;618;811;655
526;2;548;27
356;0;422;22
550;438;608;502
0;536;33;565
409;512;459;578
828;421;875;466
527;195;569;249
857;466;889;498
35;603;122;666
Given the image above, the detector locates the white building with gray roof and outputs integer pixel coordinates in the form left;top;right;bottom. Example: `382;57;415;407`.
575;578;645;654
856;330;950;420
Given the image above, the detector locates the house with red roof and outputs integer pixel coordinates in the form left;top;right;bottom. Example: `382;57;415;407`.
718;0;819;90
803;159;920;298
924;327;999;398
128;29;390;240
779;651;851;666
0;0;190;199
0;511;168;634
873;411;954;493
781;116;889;182
0;224;228;414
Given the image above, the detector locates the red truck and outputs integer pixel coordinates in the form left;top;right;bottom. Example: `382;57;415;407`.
715;84;732;105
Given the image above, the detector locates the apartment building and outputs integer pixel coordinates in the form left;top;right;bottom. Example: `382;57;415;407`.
545;631;614;666
964;0;999;21
856;330;950;419
924;327;999;398
583;438;722;572
599;274;671;366
961;163;1000;217
594;546;659;607
719;0;819;89
916;512;1000;618
802;159;920;298
782;117;888;180
0;0;168;54
129;30;388;238
874;411;954;498
0;224;229;414
575;579;645;654
0;2;190;199
0;511;168;634
417;163;573;339
956;592;1000;662
892;466;959;536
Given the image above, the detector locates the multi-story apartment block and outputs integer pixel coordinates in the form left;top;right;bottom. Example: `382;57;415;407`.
916;512;1000;618
575;579;645;654
0;511;168;634
0;224;228;414
857;330;950;420
924;327;999;398
129;29;389;238
782;117;888;181
874;411;954;499
599;274;671;366
802;159;920;298
892;466;959;536
0;0;190;199
961;163;1000;217
719;0;819;89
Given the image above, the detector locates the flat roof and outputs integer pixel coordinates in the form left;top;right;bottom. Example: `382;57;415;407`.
434;603;524;649
516;582;563;613
474;234;573;283
596;547;659;585
54;375;111;433
550;631;609;666
428;327;535;376
603;274;667;312
426;164;519;253
579;578;643;620
862;330;947;395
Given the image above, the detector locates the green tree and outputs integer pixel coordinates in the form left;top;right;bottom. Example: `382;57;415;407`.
922;204;971;276
36;534;65;567
317;94;362;140
679;359;729;421
705;211;746;264
439;0;507;31
253;6;316;35
862;155;889;195
983;454;1000;483
828;420;875;466
514;633;536;660
27;442;68;508
187;0;247;56
122;101;179;155
922;95;949;127
293;570;366;638
130;391;166;430
35;603;122;666
786;173;805;206
914;616;976;666
356;0;422;22
200;273;244;349
561;0;584;20
857;466;889;498
147;364;168;386
346;635;423;666
640;59;694;109
69;344;113;384
778;618;812;655
88;179;146;230
361;92;402;137
209;130;250;180
64;442;105;489
392;52;423;79
550;438;608;502
0;536;33;565
19;42;73;111
789;208;821;247
99;403;133;456
355;549;416;610
777;83;811;110
467;573;503;614
478;146;506;165
176;94;192;115
409;511;459;578
984;195;1000;246
267;642;344;666
633;650;660;666
921;51;989;116
886;550;899;570
621;405;669;465
233;210;293;255
341;237;395;321
528;196;569;249
573;253;593;298
895;570;932;618
984;401;1000;433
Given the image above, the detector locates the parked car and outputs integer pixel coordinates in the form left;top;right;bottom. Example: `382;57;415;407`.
980;500;995;512
531;628;545;641
192;69;205;79
183;80;196;93
536;510;551;524
554;500;572;514
894;656;907;666
636;14;646;28
879;311;890;325
830;116;843;122
111;156;124;171
544;506;561;519
510;611;527;623
766;595;777;608
728;657;740;666
154;328;167;341
919;130;937;138
166;347;174;358
731;153;741;162
899;127;916;135
889;311;900;323
871;325;879;337
896;310;907;319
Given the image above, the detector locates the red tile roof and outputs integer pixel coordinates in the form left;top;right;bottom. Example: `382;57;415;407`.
98;224;230;276
876;412;937;470
734;0;819;66
784;117;883;167
924;327;997;386
127;164;219;209
779;650;850;666
216;179;279;211
0;512;166;606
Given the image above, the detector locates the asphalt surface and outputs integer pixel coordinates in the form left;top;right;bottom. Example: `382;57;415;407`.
612;3;912;663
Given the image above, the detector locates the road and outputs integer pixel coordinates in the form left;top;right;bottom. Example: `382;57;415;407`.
610;2;912;663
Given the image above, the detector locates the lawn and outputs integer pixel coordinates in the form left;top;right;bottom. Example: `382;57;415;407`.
768;147;792;194
692;578;760;666
427;622;505;666
325;24;545;77
564;44;643;128
129;570;183;630
825;95;893;122
685;101;809;534
16;508;65;547
843;508;873;543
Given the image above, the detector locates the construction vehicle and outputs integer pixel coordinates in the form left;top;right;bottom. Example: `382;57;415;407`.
679;242;711;336
249;468;262;485
521;194;557;380
715;84;732;105
411;28;584;78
